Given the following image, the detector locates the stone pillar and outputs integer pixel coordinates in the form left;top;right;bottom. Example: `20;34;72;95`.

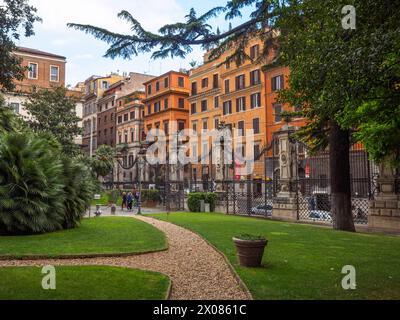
215;146;224;192
272;125;298;221
369;162;400;232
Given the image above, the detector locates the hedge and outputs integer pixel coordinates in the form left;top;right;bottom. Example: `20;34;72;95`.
187;192;217;212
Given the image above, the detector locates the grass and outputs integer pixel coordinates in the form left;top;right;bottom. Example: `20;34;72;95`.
0;217;167;258
0;266;170;300
151;212;400;300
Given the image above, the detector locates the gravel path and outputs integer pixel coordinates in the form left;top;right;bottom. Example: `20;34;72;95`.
0;215;251;300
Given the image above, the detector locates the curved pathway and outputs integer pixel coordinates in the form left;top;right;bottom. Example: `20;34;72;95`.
0;215;251;300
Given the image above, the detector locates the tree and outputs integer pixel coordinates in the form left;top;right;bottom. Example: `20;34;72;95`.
24;86;82;156
68;0;400;231
0;0;41;92
91;145;116;179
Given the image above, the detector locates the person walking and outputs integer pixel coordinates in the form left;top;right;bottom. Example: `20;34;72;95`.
127;192;134;211
121;192;127;211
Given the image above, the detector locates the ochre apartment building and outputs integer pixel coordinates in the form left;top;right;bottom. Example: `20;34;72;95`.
142;71;190;183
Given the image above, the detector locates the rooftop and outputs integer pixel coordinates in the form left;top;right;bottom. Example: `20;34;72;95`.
15;47;66;60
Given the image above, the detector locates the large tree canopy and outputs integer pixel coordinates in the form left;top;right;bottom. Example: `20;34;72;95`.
23;87;82;156
0;0;41;92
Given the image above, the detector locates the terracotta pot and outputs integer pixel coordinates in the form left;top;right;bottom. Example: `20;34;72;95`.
233;237;268;267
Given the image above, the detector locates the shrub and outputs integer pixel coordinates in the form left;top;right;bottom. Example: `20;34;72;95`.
61;157;96;229
0;133;66;235
187;192;217;212
142;189;161;203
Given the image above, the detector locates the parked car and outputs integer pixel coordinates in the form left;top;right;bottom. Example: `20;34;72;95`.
251;204;273;216
309;210;332;221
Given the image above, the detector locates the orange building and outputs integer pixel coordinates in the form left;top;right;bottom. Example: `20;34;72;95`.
189;39;269;186
143;71;190;138
263;64;307;178
142;71;190;183
188;52;224;181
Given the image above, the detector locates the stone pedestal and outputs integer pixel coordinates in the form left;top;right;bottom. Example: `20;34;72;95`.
272;125;299;221
368;162;400;233
273;196;298;221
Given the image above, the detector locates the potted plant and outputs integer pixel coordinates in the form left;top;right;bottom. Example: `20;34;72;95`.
233;234;268;267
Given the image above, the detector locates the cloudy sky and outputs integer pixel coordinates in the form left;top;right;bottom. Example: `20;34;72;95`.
16;0;251;86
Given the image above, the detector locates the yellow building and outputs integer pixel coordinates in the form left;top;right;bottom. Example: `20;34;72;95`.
189;39;268;186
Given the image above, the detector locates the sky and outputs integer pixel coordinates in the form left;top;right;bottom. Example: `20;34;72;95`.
16;0;252;86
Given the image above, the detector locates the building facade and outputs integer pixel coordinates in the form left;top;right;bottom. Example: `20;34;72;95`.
3;47;66;119
142;71;190;184
82;74;124;155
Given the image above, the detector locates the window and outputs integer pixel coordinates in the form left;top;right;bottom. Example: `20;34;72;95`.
178;98;185;109
164;77;169;88
147;84;152;95
226;60;231;69
164;122;169;136
236;97;246;112
178;77;184;87
164;98;169;109
214;118;219;129
130;111;135;120
253;118;260;134
28;62;38;79
124;114;129;122
124;131;128;143
250;69;261;86
118;116;123;124
50;66;59;82
118;134;122;144
156;82;160;92
250;93;261;108
235;74;245;90
104;115;107;123
102;81;109;89
214;96;219;109
224;79;230;94
238;121;245;136
154;101;161;112
191;82;197;95
213;74;219;89
9;103;19;113
223;101;232;115
250;44;260;60
272;75;284;91
254;144;261;159
147;104;152;114
201;77;208;89
201;100;207;112
191;103;197;114
192;121;197;132
273;103;282;122
178;121;185;132
201;118;208;131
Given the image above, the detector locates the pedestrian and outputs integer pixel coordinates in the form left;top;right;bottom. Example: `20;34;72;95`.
127;192;134;211
121;192;127;211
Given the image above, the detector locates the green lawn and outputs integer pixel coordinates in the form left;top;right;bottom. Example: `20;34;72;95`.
0;266;170;300
151;212;400;300
0;217;166;258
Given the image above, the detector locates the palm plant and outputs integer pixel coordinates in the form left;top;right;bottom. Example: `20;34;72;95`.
61;157;96;229
0;132;65;235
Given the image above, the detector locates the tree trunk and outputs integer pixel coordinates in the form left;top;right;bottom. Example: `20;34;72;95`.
329;121;355;232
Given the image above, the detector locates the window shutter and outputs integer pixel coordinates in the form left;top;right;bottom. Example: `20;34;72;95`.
280;75;284;89
243;97;246;111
